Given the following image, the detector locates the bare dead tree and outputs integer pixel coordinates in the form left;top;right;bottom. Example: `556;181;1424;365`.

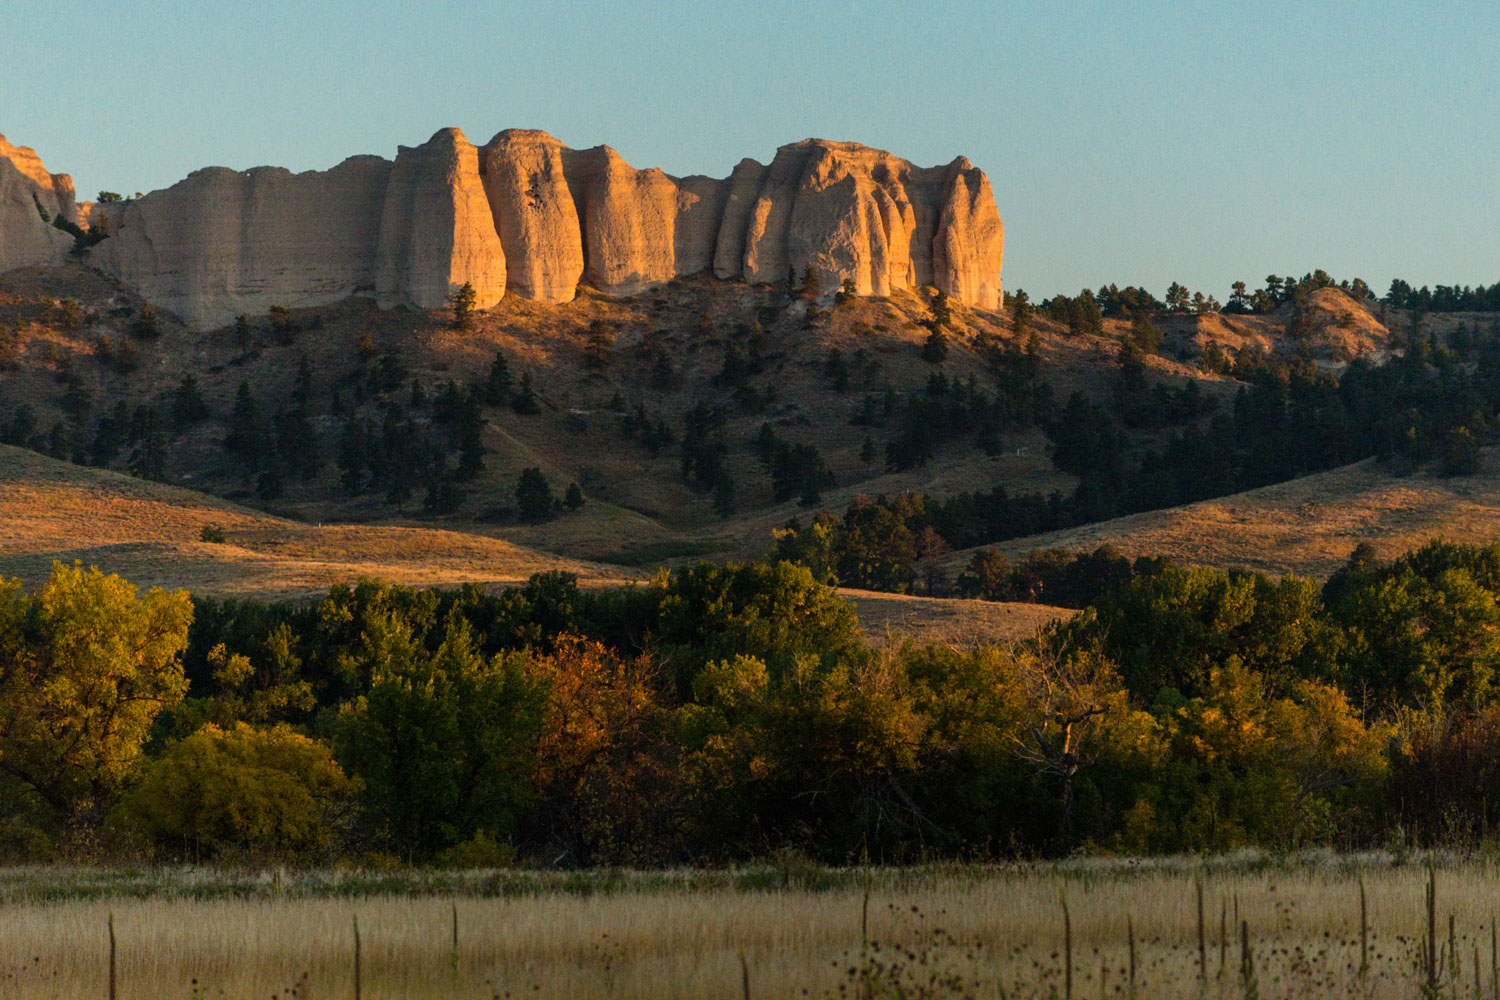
1009;643;1115;834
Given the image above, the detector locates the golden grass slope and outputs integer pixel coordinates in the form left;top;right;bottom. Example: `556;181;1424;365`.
843;588;1070;646
0;445;1060;647
959;448;1500;580
0;444;630;600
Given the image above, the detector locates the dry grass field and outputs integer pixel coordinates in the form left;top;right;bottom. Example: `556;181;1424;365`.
0;444;631;600
0;856;1489;999
844;588;1071;646
958;448;1500;580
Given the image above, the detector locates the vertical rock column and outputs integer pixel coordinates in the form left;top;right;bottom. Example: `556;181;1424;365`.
478;130;584;304
561;146;680;296
932;159;1004;310
376;127;506;311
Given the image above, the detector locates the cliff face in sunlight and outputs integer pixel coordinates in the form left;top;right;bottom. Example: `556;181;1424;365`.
0;135;76;272
7;128;1003;329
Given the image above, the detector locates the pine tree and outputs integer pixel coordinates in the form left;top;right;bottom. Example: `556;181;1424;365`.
450;282;478;331
583;320;614;369
268;305;297;344
224;382;268;467
931;289;953;329
650;349;675;390
90;401;130;466
133;302;160;340
801;264;822;300
233;314;250;350
482;351;512;405
456;392;487;480
515;467;554;522
922;327;949;364
126;405;167;481
564;482;585;511
512;372;541;415
824;349;851;392
169;375;210;431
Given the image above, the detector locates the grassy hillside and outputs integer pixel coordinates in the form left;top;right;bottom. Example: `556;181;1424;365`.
0;443;1065;642
0;444;630;599
9;260;1496;597
960;447;1500;579
0;263;1374;568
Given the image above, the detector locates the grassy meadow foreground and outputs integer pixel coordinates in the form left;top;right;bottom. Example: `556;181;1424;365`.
0;857;1491;999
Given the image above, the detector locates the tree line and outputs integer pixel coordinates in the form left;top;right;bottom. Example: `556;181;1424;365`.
8;541;1500;863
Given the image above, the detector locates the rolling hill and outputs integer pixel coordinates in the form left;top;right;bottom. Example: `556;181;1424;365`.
0;444;1064;644
959;448;1500;580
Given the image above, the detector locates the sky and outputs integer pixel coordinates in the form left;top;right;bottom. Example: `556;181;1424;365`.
3;0;1497;301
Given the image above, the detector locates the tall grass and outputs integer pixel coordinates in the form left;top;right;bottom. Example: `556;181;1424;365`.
0;853;1496;998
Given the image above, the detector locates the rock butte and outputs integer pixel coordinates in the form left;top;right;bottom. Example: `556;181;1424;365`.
2;129;1004;330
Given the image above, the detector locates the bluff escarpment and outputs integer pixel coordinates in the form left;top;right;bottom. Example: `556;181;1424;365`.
9;128;1003;329
0;135;77;272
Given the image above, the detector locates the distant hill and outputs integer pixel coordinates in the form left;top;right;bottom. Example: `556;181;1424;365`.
958;449;1500;580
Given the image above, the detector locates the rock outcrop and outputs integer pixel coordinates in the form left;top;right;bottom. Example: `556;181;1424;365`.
478;130;585;304
93;157;391;329
0;134;78;226
376;128;505;311
562;145;680;296
36;127;1003;328
0;135;77;272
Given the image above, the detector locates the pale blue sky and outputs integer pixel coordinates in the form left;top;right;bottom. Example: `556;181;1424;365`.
4;0;1496;300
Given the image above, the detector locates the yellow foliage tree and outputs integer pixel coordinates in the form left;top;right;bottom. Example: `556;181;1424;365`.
0;562;192;817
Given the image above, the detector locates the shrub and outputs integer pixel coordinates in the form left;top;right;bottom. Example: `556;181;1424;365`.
115;723;357;857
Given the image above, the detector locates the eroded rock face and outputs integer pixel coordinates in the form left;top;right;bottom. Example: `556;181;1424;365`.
377;128;506;311
712;159;768;281
933;159;1004;310
0;134;78;225
0;135;76;271
94;156;391;329
0;157;72;271
561;146;680;296
478;130;584;304
52;128;1002;328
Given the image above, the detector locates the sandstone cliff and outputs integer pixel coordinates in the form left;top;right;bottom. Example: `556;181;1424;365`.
376;128;506;311
0;134;78;226
0;135;77;272
93;157;391;329
478;130;585;304
63;127;1003;328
